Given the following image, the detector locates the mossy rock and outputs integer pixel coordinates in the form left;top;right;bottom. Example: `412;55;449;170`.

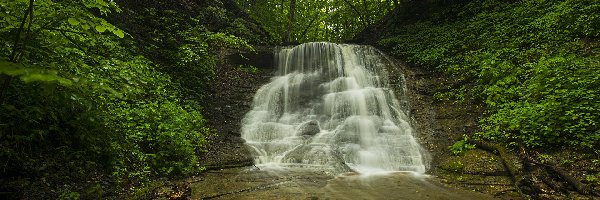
460;150;504;174
440;150;504;174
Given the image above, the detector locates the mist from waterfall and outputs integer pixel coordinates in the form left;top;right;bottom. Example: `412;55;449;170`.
241;42;427;174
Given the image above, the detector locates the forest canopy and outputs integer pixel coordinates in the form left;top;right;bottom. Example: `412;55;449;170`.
236;0;398;43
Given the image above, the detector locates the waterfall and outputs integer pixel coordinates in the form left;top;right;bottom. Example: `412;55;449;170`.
241;42;427;174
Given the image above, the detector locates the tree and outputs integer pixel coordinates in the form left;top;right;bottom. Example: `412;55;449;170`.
0;0;215;197
236;0;397;43
285;0;296;43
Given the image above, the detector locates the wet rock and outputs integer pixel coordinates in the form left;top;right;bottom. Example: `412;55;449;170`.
281;145;311;163
330;148;353;173
229;136;246;144
297;120;320;136
224;130;242;138
281;144;353;174
188;167;495;200
197;46;276;168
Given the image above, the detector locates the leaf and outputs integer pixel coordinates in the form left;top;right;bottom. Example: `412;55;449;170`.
0;61;72;86
20;73;73;86
95;25;106;33
113;29;125;38
81;24;90;30
68;18;80;26
0;61;22;75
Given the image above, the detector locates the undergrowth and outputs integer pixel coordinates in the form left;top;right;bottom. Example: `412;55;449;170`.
380;0;600;151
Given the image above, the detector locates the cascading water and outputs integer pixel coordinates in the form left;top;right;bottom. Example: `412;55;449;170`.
241;42;427;174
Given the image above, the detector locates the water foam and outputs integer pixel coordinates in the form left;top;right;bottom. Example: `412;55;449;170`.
242;42;427;174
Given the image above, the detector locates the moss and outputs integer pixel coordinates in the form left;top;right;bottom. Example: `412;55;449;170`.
440;159;464;173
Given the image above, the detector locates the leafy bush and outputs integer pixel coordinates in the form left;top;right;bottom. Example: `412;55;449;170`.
380;0;600;150
0;0;224;197
449;135;476;155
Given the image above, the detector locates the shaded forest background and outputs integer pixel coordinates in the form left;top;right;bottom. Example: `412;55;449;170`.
0;0;598;199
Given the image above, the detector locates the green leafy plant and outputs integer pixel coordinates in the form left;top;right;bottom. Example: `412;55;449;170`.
449;135;476;155
442;160;465;172
238;64;258;73
0;0;225;198
380;0;600;151
236;0;397;42
585;173;600;185
58;192;80;200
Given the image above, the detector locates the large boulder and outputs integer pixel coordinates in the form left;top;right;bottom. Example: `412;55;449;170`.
297;120;321;136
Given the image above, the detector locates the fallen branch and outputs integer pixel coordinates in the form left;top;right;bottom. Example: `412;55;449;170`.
467;140;521;183
469;139;599;197
542;164;596;196
467;139;528;198
525;158;599;197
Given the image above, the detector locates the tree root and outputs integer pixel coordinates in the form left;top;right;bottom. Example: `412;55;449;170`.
534;160;598;197
468;139;599;198
466;139;529;198
518;143;599;197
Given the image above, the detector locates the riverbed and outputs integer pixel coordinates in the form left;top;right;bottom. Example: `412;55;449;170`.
188;166;494;199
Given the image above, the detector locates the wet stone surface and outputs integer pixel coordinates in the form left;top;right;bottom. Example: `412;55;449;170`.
188;167;495;200
198;47;276;169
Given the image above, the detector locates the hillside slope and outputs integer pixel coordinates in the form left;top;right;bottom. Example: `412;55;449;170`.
358;0;600;199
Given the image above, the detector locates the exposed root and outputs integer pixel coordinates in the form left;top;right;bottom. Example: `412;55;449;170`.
529;159;599;197
468;139;600;198
467;139;528;199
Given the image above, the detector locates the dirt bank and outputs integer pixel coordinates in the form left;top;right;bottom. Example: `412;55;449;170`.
197;47;277;169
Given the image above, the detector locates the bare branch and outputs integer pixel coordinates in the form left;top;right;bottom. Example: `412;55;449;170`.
9;0;35;62
2;0;34;104
341;0;368;27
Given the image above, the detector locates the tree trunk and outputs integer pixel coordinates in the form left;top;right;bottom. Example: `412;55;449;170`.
300;15;319;41
1;0;34;103
284;0;296;43
341;0;368;27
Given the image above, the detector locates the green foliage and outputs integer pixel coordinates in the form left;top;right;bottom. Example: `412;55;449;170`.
237;0;396;42
442;160;464;172
238;64;258;73
171;28;253;99
58;192;80;200
537;154;553;164
0;62;73;86
585;173;600;185
586;159;600;186
380;0;600;150
449;135;476;155
0;0;222;198
124;7;255;101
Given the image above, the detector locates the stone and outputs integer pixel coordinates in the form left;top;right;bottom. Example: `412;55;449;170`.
297;120;320;136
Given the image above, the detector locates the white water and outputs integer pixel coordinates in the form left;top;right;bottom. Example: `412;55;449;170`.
241;42;427;174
